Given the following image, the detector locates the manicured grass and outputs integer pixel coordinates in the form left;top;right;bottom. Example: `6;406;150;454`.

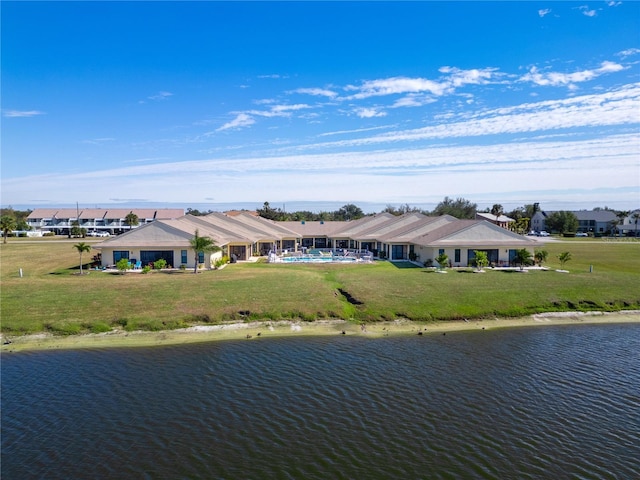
1;239;639;335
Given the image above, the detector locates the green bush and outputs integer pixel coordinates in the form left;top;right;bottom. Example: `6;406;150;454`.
141;265;151;274
153;259;167;270
116;257;130;273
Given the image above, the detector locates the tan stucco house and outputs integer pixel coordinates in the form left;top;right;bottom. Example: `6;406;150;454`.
95;211;538;269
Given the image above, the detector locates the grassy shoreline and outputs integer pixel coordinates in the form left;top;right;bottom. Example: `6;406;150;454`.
2;311;639;353
2;238;639;345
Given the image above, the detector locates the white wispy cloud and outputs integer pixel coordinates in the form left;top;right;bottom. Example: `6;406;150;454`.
82;137;115;145
618;48;640;58
292;87;338;98
344;76;451;99
607;1;621;7
298;84;640;149
216;113;255;131
354;107;387;118
578;5;597;17
247;103;311;118
521;61;624;87
318;125;394;137
538;9;552;18
3;110;45;118
148;91;173;101
439;66;500;88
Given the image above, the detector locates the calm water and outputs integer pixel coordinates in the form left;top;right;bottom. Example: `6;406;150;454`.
2;324;639;479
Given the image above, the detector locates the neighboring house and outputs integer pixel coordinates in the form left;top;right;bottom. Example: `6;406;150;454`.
476;212;514;229
95;212;538;268
26;208;184;235
620;209;640;236
531;210;618;235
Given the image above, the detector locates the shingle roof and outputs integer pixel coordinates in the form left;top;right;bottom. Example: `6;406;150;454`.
413;220;537;247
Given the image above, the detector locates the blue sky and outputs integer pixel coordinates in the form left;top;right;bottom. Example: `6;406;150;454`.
2;1;639;213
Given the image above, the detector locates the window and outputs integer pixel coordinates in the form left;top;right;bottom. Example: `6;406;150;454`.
455;249;461;263
198;252;204;264
181;250;188;264
439;248;445;255
113;251;129;263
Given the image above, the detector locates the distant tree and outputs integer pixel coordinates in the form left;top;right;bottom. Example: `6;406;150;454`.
73;242;92;275
491;204;504;223
70;221;86;238
435;252;449;269
545;211;579;234
1;215;16;243
189;229;221;273
186;208;214;216
124;212;139;230
514;248;533;270
557;251;572;269
432;197;477;219
520;203;540;220
257;201;285;221
511;217;530;235
633;212;640;237
474;250;489;271
335;204;365;221
382;204;421;216
615;210;630;237
534;249;548;267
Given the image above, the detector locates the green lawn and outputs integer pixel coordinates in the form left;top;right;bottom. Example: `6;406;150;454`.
1;238;639;335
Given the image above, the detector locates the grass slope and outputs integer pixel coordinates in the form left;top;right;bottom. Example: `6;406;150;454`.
1;238;639;335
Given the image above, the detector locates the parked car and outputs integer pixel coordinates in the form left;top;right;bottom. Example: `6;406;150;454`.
88;231;110;237
537;231;550;237
576;232;588;237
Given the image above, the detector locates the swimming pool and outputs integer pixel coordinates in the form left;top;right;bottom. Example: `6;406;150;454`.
278;255;358;263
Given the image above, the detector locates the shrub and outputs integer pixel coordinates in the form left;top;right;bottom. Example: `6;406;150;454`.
116;257;130;273
141;265;151;274
153;258;167;270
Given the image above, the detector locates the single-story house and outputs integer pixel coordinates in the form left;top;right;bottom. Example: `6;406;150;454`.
95;212;539;268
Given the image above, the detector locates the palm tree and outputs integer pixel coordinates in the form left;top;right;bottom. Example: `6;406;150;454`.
189;229;221;273
514;248;532;270
534;249;548;267
124;212;139;231
491;204;504;225
73;242;92;275
557;251;572;269
1;215;17;244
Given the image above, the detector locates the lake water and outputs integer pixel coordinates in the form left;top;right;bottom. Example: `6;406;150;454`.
2;324;639;479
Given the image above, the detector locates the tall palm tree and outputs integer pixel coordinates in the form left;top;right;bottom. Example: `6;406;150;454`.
1;215;17;244
491;204;504;226
124;212;139;231
73;242;92;275
189;229;221;273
